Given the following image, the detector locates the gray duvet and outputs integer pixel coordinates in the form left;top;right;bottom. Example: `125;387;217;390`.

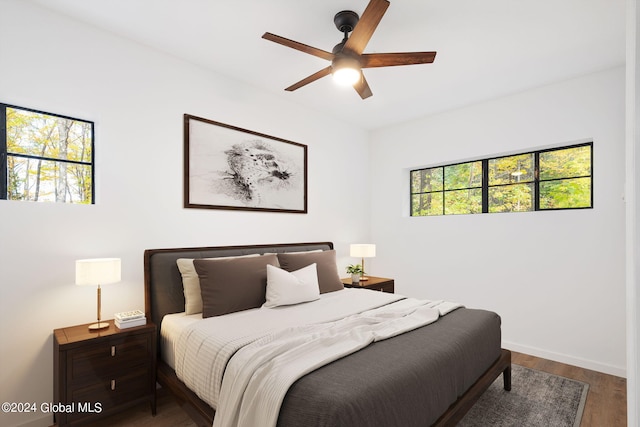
276;307;502;427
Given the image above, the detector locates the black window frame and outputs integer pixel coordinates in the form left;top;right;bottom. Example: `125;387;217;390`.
410;142;593;216
0;103;95;204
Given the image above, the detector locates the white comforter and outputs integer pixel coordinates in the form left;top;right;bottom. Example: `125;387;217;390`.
173;289;462;427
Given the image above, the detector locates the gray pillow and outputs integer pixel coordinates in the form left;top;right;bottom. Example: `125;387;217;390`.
194;254;278;318
177;254;260;315
277;250;344;294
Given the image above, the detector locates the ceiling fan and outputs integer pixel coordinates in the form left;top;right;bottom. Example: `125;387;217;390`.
262;0;437;99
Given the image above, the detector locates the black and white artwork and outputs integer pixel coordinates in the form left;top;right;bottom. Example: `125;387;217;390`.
184;115;307;213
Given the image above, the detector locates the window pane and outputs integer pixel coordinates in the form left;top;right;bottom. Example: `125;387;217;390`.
488;183;534;213
540;177;591;209
540;145;591;180
7;107;92;162
444;161;482;190
489;153;534;185
410;170;421;194
444;188;482;215
422;167;443;192
6;156;92;203
411;195;421;215
412;192;443;216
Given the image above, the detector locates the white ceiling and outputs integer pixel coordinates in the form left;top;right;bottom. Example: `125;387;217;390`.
30;0;626;130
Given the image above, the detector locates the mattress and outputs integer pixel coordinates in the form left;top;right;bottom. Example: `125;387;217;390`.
161;312;201;370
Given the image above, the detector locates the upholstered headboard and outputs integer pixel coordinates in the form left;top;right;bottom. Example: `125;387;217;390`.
143;242;334;335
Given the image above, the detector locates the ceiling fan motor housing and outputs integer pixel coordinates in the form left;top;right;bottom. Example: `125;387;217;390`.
334;10;359;34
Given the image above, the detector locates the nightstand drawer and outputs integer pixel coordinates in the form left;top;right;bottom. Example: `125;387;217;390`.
66;368;152;424
66;334;151;383
369;282;394;293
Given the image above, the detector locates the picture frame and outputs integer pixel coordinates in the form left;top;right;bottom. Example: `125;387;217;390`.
184;114;308;213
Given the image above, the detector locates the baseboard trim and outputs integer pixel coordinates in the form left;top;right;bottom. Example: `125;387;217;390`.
503;340;626;378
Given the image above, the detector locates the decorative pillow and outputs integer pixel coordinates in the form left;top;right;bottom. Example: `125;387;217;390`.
194;254;278;318
277;250;344;294
264;263;320;308
177;254;259;315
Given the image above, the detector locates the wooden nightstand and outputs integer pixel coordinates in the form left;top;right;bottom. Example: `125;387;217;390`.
342;276;395;293
53;320;156;426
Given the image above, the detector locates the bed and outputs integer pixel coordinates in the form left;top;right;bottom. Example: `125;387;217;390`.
144;241;511;427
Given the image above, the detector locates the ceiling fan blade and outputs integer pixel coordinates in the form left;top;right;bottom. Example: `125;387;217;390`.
361;51;437;68
285;66;333;92
353;73;373;99
343;0;390;55
262;32;334;61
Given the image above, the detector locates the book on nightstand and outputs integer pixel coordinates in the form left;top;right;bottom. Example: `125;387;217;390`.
114;310;146;329
115;316;147;329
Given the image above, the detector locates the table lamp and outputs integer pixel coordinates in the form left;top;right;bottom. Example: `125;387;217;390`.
75;258;121;330
350;244;376;281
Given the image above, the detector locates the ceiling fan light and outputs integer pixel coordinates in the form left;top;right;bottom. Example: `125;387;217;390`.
333;67;361;86
332;55;361;86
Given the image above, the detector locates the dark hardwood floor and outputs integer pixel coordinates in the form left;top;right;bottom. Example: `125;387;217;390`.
82;351;627;427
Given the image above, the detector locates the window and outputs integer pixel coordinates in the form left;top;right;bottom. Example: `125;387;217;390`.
410;142;592;216
1;103;94;204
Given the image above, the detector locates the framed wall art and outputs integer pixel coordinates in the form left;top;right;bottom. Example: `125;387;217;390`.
184;114;307;213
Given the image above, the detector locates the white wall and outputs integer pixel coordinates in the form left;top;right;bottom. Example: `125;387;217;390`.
0;2;370;426
625;0;639;424
369;67;627;376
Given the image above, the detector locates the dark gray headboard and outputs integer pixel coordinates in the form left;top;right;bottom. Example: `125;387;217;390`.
143;242;334;336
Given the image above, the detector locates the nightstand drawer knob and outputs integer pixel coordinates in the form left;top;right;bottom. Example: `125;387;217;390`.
111;379;116;390
111;345;116;356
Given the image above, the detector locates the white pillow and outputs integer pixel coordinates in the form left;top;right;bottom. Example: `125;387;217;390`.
177;254;260;315
264;263;320;308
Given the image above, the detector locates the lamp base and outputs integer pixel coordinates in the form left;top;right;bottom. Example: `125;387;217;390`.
88;321;110;331
360;276;369;281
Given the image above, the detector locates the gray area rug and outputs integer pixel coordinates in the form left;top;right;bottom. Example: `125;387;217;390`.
458;364;589;427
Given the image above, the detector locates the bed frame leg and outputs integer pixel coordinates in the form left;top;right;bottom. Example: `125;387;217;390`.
503;365;512;391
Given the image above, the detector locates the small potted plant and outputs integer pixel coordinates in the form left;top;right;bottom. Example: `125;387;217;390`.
346;264;364;283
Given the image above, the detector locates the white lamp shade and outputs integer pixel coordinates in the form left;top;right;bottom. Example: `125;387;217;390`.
75;258;121;286
350;244;376;258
